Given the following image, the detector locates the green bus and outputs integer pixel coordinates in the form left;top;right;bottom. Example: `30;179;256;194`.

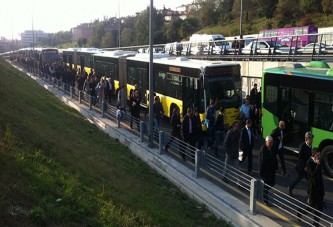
262;61;333;177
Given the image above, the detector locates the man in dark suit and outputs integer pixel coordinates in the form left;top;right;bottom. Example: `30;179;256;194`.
297;148;324;227
239;119;255;175
182;107;194;161
271;120;288;176
259;136;277;206
288;132;314;196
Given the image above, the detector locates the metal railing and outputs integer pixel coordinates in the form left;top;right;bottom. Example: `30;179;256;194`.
12;61;333;226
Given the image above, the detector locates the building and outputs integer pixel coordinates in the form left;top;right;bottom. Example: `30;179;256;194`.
72;23;93;42
20;30;45;47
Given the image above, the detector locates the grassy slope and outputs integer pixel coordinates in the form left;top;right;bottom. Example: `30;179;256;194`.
0;58;230;226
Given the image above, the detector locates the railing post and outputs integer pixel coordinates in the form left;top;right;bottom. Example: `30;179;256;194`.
101;97;105;117
249;178;258;215
159;131;164;155
89;95;92;110
195;149;202;178
70;86;73;98
63;83;66;94
79;91;82;104
53;77;56;88
140;121;145;142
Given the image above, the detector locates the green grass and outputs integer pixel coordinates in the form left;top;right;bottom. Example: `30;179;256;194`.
0;58;230;226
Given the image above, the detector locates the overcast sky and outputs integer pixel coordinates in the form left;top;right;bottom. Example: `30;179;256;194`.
0;0;193;40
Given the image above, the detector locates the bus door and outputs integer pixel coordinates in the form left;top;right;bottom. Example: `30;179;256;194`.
79;55;84;71
280;87;309;145
182;77;198;110
137;68;148;104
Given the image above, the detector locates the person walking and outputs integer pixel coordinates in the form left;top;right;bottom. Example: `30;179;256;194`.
152;96;164;129
240;97;251;127
222;122;240;183
192;108;203;150
165;106;182;153
288;132;314;196
239;119;255;175
205;100;216;149
129;89;141;130
182;107;194;161
250;83;258;105
213;106;225;156
271;120;288;176
259;136;278;206
297;148;325;227
117;84;127;112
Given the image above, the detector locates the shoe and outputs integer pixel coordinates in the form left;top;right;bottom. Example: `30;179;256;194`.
164;145;169;152
282;171;289;176
287;186;294;197
264;201;271;207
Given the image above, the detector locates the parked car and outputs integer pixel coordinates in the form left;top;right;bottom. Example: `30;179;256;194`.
164;42;183;55
242;40;291;54
296;43;328;54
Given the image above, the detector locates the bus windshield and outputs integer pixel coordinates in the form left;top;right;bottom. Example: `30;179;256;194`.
41;50;60;62
206;76;241;109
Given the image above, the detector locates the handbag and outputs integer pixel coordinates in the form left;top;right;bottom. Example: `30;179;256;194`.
238;150;244;162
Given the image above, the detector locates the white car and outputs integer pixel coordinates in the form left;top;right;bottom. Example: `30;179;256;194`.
296;43;328;54
242;40;291;54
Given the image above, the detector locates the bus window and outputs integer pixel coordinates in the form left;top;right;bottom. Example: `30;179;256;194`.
313;93;333;131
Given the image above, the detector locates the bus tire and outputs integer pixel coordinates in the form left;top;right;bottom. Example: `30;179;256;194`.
322;145;333;178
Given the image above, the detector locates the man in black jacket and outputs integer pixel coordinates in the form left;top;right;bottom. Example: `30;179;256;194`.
259;136;277;206
297;148;325;227
271;120;288;176
182;108;194;161
288;132;314;196
213;107;225;156
221;122;240;183
239;119;255;175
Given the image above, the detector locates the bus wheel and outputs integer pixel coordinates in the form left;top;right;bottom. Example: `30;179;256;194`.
322;145;333;178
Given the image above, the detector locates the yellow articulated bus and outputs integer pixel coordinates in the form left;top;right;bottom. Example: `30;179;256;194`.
125;54;242;129
62;48;102;74
93;52;241;129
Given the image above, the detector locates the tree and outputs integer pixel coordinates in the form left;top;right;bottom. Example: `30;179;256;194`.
275;0;301;24
100;32;114;48
196;0;218;27
135;7;165;45
77;38;87;47
259;0;278;19
165;18;182;42
88;21;105;48
217;0;234;24
322;0;333;15
179;17;200;39
300;0;322;14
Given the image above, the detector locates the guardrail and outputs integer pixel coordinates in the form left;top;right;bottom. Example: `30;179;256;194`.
11;60;333;226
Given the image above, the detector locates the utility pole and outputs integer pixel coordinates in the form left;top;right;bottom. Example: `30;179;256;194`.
148;0;154;148
32;15;36;76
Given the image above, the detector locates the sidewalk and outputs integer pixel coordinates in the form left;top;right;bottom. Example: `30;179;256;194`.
23;69;281;227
